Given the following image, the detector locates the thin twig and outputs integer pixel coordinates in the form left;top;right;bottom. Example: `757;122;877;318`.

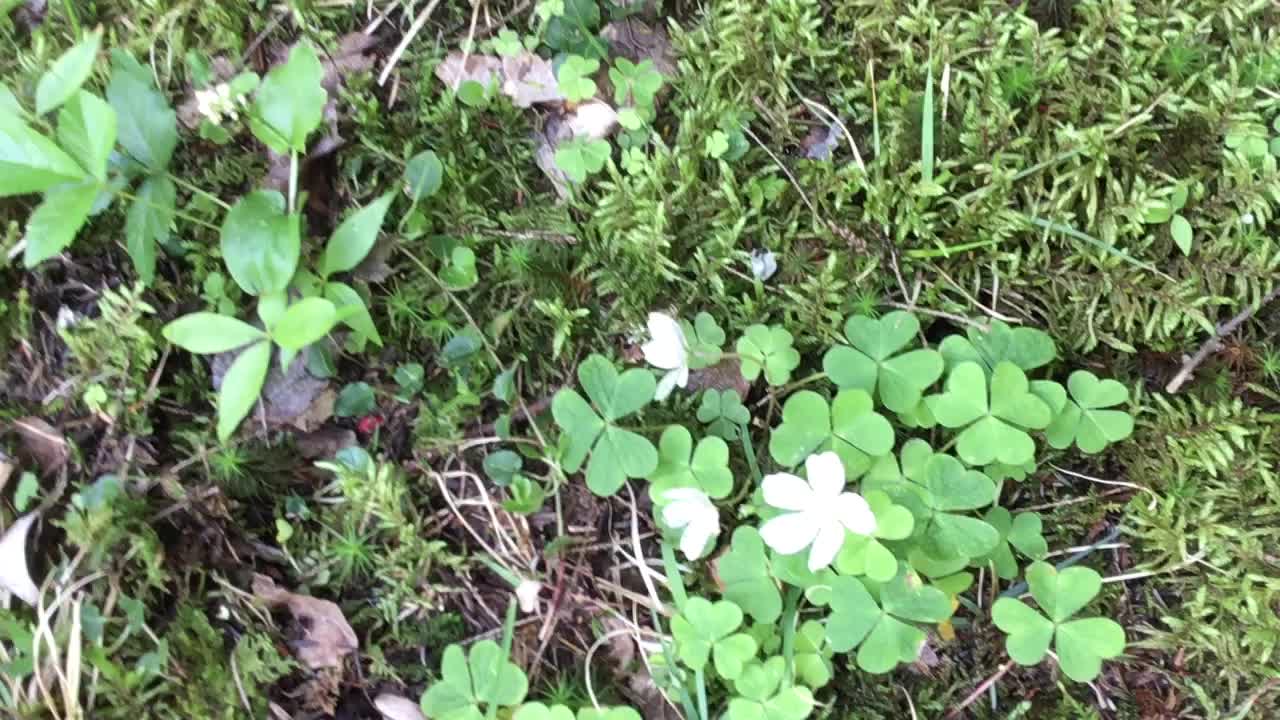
883;301;990;331
378;0;444;85
1165;285;1280;393
947;660;1015;718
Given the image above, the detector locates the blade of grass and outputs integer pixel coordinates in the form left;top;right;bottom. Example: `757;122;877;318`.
1026;215;1175;281
921;61;935;183
869;59;881;159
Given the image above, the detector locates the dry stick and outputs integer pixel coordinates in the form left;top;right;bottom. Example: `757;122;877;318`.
1165;285;1280;393
946;660;1015;718
378;0;443;85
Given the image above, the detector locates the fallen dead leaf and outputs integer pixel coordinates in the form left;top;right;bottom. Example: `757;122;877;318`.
601;18;677;78
501;51;565;108
319;32;378;93
565;100;619;140
295;427;357;461
12;417;69;475
0;450;14;492
374;693;427;720
212;351;331;433
0;513;40;606
353;233;397;283
435;51;503;91
252;573;358;670
687;359;751;398
534;101;620;199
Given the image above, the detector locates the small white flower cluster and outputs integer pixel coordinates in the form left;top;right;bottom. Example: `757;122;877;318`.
195;82;246;126
639;310;877;569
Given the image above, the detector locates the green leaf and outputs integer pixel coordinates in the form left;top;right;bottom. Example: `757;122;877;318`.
554;138;610;183
516;704;576;720
551;389;604;473
737;324;801;386
977;507;1047;579
716;527;782;623
335;382;376;417
553;355;656;495
36;30;102;115
834;491;913;582
322;193;393;277
671;597;748;673
577;354;655;422
921;62;934;183
249;42;326;153
792;620;833;689
767;391;829;466
697;389;750;440
126;175;175;284
405;149;444;201
55;91;116;179
824;314;943;414
1170;214;1192;255
1027;561;1102;623
1055;617;1126;682
826;572;950;673
926;362;1049;466
107;50;178;170
483;450;523;487
727;658;815;720
586;426;657;496
217;340;271;442
22;180;97;266
1045;370;1133;454
768;390;893;477
991;597;1054;664
421;645;479;719
272;298;341;350
648;425;733;501
0;110;86;196
324;281;382;346
939;321;1056;373
469;640;528;707
162;313;265;354
221;190;300;296
441;246;479;290
0;82;23;116
556;55;599;102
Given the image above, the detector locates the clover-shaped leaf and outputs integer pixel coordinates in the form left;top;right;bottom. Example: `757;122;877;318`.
648;425;733;501
554;138;611;183
609;58;664;107
698;389;750;440
792;620;833;689
1044;370;1134;454
939;321;1056;374
991;562;1125;682
421;640;528;720
576;708;642;720
926;362;1051;466
714;527;782;623
556;55;599;102
834;490;915;582
737;324;801;386
768;390;894;477
977;507;1048;579
825;571;952;674
671;597;756;679
515;703;575;720
551;354;657;496
823;312;944;413
681;312;726;369
727;657;815;720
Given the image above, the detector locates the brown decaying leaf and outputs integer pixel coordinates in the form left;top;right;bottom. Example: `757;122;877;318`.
295;427;357;460
686;358;751;398
12;417;69;475
434;51;503;91
600;18;676;78
252;573;358;670
436;50;567;109
211;351;331;432
374;693;427;720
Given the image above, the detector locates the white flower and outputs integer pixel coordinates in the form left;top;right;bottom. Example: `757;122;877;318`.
641;312;689;401
195;83;238;126
661;488;720;560
750;249;778;281
515;579;542;614
759;452;877;571
0;513;40;606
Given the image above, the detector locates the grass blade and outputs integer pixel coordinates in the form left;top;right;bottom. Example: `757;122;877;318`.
922;61;935;183
1027;216;1174;281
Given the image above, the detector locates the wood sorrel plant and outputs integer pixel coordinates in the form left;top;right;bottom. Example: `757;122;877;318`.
434;310;1134;719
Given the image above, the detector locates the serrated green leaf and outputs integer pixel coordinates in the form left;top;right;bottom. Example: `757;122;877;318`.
0;111;86;196
56;91;115;179
22;180;97;266
126;175;175;284
36;30;102;115
107;50;178;170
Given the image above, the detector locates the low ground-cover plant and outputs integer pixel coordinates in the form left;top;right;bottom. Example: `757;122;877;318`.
424;310;1133;718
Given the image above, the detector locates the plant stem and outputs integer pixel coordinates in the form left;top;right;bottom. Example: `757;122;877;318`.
167;173;232;211
739;421;763;486
487;598;518;720
694;666;710;720
780;586;802;685
659;542;687;608
62;0;80;34
114;189;221;232
287;151;299;214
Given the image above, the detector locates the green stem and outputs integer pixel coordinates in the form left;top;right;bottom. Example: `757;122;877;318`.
739;421;763;486
486;598;518;720
780;586;802;685
904;238;1003;259
659;542;687;609
694;667;710;720
114;188;221;232
62;0;80;34
167;173;231;211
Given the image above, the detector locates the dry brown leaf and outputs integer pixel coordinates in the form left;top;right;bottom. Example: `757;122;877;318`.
374;693;427;720
252;573;358;670
0;513;40;606
501;51;564;108
434;51;503;91
687;359;751;398
601;18;676;77
12;417;69;475
295;427;357;460
212;351;331;433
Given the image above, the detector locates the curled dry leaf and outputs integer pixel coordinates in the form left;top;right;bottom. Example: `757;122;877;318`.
502;51;564;108
12;416;69;475
0;513;40;606
252;573;358;670
535;101;619;198
434;51;502;91
601;18;677;77
212;350;331;432
374;693;427;720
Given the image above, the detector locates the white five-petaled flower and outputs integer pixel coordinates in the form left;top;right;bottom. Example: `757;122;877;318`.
759;452;877;571
661;488;720;561
641;312;689;401
195;83;238;126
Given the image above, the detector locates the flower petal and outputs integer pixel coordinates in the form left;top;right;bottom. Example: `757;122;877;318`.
807;522;846;571
680;515;719;560
833;492;877;536
760;511;819;555
805;451;847;499
762;472;813;511
655;368;681;401
641;312;685;370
